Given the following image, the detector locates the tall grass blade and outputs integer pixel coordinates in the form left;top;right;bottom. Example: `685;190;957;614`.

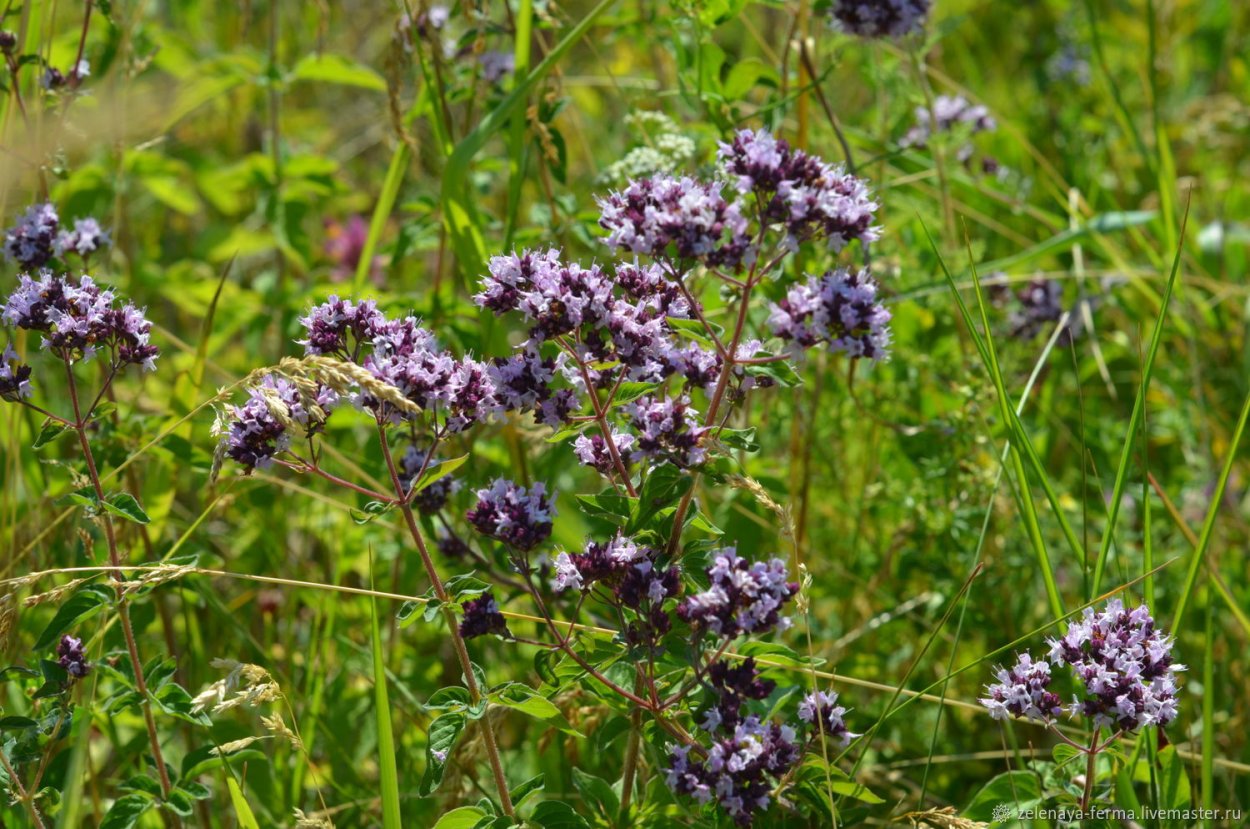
353;144;412;296
926;223;1064;618
371;564;403;829
1170;384;1250;628
441;0;616;281
1090;200;1189;596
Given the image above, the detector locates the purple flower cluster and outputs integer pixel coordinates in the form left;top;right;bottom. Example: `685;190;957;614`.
298;295;386;356
699;658;775;733
981;652;1065;724
677;549;798;638
0;343;32;400
459;593;511;640
666;716;801;826
1009;278;1064;340
293;298;535;432
625;395;709;468
2;273;158;369
717;129;881;251
55;218;111;260
552;534;679;608
478;50;514;84
831;0;930;39
3;203;59;269
466;479;555;551
399;445;460;514
598;175;749;266
572;430;635;476
1048;599;1184;730
472;249;724;422
902;95;996;151
798;690;859;746
475;249;614;342
363;318;496;431
57;634;90;678
437;531;472;561
767;268;891;360
982;600;1184;732
218;375;331;471
4;204;111;268
487;348;579;428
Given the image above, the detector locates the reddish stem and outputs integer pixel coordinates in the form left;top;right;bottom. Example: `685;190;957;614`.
376;424;516;817
64;360;175;805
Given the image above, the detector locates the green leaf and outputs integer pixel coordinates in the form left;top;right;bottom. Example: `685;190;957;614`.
371;592;403;829
289;53;386;91
827;778;885;805
413;454;469;495
530;801;590;829
397;593;446;628
742;359;802;388
610;381;659;408
120;774;163;796
964;771;1042;822
432;807;488;829
419;712;467;796
490;683;581;736
719;427;759;452
509;774;545;809
490;683;559;719
575;492;636;524
351;500;394;525
63;488;100;512
165;788;195;817
99;793;154;829
178;781;211;800
180;745;267;780
354;144;410;294
102;493;151;525
545;422;589;444
35;586;111;651
445;573;492;601
33;420;68;449
1158;746;1192;812
571;768;619;822
0;715;37;730
426;686;473;711
225;776;261;829
630;465;693;532
152;682;213;726
723;57;779;99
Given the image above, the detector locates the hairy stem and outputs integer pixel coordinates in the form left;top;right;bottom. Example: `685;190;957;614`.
64;361;175;804
0;751;47;829
561;340;638;497
376;425;515;817
1080;727;1100;813
618;698;643;819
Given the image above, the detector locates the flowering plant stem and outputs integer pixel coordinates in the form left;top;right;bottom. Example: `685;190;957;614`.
1080;726;1100;812
375;424;516;817
0;751;46;829
64;360;176;808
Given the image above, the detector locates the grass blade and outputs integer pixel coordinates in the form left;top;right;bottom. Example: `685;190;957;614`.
1201;598;1215;826
352;143;412;296
226;776;261;829
1090;200;1189;596
1170;384;1250;628
371;562;403;829
440;0;616;281
926;223;1064;618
